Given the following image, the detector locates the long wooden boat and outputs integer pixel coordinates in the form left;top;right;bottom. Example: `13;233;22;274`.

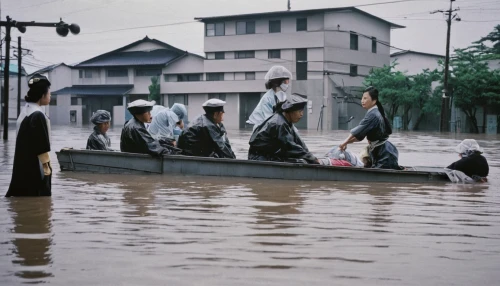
55;149;450;183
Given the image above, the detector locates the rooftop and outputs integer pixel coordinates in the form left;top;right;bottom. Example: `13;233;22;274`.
195;7;405;29
391;50;445;58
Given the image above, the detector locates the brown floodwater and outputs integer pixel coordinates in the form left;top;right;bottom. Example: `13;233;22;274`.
1;124;499;285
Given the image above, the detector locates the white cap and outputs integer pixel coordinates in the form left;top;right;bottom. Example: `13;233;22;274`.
455;139;482;154
128;99;155;108
202;98;226;107
265;66;293;81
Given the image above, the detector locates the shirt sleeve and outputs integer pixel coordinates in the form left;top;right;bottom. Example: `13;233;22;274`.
86;133;107;150
133;126;169;157
30;111;51;156
350;112;378;141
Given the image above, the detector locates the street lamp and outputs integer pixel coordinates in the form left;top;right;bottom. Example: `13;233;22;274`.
1;16;80;140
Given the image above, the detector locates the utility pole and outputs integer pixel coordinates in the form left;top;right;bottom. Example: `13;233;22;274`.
431;0;460;132
1;16;80;140
287;0;291;11
17;36;21;117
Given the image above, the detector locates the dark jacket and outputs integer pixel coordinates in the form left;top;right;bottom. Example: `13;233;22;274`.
120;117;179;156
447;153;489;177
248;112;317;164
350;107;400;170
177;114;235;159
87;127;113;151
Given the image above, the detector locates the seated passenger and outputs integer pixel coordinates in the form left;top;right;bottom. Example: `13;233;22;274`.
177;99;235;159
149;103;188;144
248;95;318;164
87;110;113;151
120;100;180;156
446;139;489;182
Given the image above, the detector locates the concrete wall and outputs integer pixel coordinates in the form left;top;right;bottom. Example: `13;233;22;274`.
391;53;443;75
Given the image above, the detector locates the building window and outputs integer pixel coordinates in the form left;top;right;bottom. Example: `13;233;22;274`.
296;18;307;31
135;68;162;77
207;73;224;81
268;49;281;59
107;69;128;77
235;51;255;59
206;22;225;37
79;70;83;78
168;94;188;107
245;72;256;80
49;95;57;106
214;52;225;60
208;93;226;101
176;74;202;82
236;21;255;35
71;97;80;105
269;20;281;33
350;65;358;76
372;37;377;53
296;48;307;80
350;32;358;51
79;70;92;78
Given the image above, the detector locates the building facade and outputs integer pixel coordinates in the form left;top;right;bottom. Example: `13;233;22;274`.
49;7;403;130
192;7;403;130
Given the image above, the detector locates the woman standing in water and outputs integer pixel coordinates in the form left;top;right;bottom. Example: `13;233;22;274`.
339;86;401;170
6;74;53;197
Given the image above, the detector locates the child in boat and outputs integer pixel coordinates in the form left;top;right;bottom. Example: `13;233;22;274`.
87;110;113;151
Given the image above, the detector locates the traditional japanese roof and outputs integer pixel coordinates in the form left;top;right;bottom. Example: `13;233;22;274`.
75;36;203;68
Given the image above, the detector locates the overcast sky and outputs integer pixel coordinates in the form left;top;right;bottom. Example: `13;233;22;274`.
1;0;499;72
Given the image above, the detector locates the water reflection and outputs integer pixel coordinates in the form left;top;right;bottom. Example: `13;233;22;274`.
8;197;53;282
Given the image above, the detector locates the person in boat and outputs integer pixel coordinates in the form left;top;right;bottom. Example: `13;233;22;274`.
247;65;292;130
6;74;53;197
248;95;319;164
338;86;401;170
149;103;188;144
177;99;235;159
120;100;180;156
446;139;489;182
86;110;113;151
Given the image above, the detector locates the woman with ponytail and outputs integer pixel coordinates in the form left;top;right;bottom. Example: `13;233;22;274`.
6;74;53;197
338;86;401;170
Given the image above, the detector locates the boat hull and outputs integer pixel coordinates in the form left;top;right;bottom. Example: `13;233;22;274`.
56;149;449;183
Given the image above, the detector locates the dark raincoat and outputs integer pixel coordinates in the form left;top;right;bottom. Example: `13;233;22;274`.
350;107;400;169
86;127;113;151
177;114;235;159
7;109;51;197
248;112;318;164
120;117;180;156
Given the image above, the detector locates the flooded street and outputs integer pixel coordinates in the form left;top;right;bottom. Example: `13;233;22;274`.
1;125;499;285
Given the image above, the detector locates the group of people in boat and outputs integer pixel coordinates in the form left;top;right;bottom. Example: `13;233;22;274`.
6;68;490;197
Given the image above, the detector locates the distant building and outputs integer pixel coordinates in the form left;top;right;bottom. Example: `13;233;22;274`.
195;7;404;130
52;37;203;126
390;50;444;75
0;63;29;123
48;7;403;130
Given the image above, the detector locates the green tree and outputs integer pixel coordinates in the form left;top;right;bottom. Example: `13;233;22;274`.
148;76;161;102
364;61;412;122
364;61;439;130
446;48;500;133
472;24;500;58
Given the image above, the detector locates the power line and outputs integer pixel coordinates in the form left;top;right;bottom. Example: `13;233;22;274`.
81;20;198;35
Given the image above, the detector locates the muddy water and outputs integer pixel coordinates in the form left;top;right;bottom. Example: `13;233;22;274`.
1;125;499;285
